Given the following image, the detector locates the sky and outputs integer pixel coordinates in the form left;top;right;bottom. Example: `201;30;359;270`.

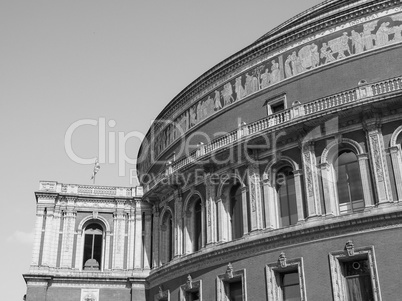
0;0;324;299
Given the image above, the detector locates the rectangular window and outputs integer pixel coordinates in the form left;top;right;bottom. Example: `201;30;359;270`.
216;264;246;301
228;280;243;301
329;242;380;301
265;94;287;116
180;277;202;301
266;255;306;301
281;271;301;301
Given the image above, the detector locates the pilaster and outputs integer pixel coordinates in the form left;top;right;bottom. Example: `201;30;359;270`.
293;170;305;223
152;204;160;268
364;120;392;203
127;208;136;270
389;146;402;201
241;186;249;235
143;210;152;269
112;199;126;270
205;174;217;244
60;206;77;269
320;162;338;216
262;178;277;229
174;189;183;257
247;162;263;231
302;142;322;218
30;206;45;267
134;200;143;269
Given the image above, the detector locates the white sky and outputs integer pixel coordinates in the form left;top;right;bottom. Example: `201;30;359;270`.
0;0;323;299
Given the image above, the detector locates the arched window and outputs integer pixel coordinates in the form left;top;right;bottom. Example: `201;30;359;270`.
276;166;297;227
334;150;364;214
193;199;202;252
160;209;175;264
83;223;103;270
230;183;243;239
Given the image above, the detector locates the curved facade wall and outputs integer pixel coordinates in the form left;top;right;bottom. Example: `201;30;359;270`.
139;1;402;300
25;1;402;301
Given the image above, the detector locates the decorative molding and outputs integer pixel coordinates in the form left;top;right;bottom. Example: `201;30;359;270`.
266;255;307;301
329;243;382;301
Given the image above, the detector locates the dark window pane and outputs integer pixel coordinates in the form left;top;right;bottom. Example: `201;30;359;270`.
93;234;102;265
276;167;297;227
344;259;374;301
228;281;243;301
230;184;243;239
281;271;301;301
194;200;202;251
335;151;364;210
83;234;93;264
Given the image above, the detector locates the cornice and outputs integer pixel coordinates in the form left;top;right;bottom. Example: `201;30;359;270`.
140;0;400;152
147;204;402;287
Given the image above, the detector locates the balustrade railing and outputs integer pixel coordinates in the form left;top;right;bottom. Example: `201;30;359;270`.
39;181;142;197
145;75;402;193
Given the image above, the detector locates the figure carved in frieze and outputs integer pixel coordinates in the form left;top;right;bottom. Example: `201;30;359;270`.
320;42;336;64
245;72;259;95
351;30;364;54
328;32;351;60
260;67;271;88
190;106;197;127
376;22;391;47
300;44;319;70
392;24;402;42
362;21;378;51
270;60;281;84
222;82;234;106
235;76;246;101
214;90;222;111
284;55;293;78
290;51;304;75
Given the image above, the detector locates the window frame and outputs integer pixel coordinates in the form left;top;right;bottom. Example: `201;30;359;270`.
216;263;247;301
266;253;307;301
264;93;287;116
329;242;381;301
154;287;170;301
82;222;105;271
179;275;202;301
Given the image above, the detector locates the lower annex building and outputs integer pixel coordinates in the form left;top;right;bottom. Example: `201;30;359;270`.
25;0;402;300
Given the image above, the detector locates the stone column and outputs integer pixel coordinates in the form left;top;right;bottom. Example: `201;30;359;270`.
134;201;143;269
50;206;62;267
262;178;277;229
104;230;111;270
293;170;305;222
152;205;160;268
357;153;375;207
183;210;192;254
112;200;126;270
60;207;77;268
143;210;152;269
389;146;402;201
205;174;217;245
247;162;263;231
126;208;135;270
216;197;228;242
364;121;392;203
41;206;55;267
320;162;338;216
31;206;45;267
241;187;249;235
302;142;322;218
174;190;183;257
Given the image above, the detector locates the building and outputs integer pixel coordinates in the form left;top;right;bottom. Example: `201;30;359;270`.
25;0;402;300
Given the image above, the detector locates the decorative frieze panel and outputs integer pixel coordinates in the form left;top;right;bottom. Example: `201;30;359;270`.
141;7;402;174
